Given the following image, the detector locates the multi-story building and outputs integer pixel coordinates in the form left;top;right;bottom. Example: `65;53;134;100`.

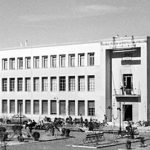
0;36;149;124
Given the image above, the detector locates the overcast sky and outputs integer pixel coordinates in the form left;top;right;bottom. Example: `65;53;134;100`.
0;0;150;49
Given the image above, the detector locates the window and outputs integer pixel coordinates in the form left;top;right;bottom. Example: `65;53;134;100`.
10;78;15;92
59;100;66;115
33;77;39;91
25;57;31;69
9;58;15;70
42;56;48;68
78;54;84;66
50;55;57;68
2;59;8;70
2;100;7;113
88;101;95;116
68;100;75;115
123;74;133;95
42;77;48;91
50;77;57;91
42;100;48;114
59;76;66;91
78;100;85;116
25;78;31;91
69;54;75;67
33;100;39;114
88;75;95;91
17;100;23;114
33;56;39;68
88;53;95;66
17;78;23;91
51;100;57;114
78;76;85;91
10;100;15;113
59;55;65;67
69;76;75;91
2;78;7;91
17;57;23;69
25;100;31;114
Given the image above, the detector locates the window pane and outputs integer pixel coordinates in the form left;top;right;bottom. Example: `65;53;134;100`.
2;59;8;70
25;57;31;69
2;78;7;91
2;100;7;113
10;100;15;113
50;55;57;68
59;100;66;115
69;54;75;67
17;78;23;91
68;100;75;115
17;100;23;114
42;56;48;68
59;55;65;67
17;57;23;69
51;100;57;114
33;77;39;91
33;56;39;68
88;101;95;116
88;76;95;91
78;101;85;116
88;53;95;66
25;78;31;91
33;100;39;114
10;78;15;92
25;100;31;114
42;77;48;91
59;76;66;91
9;58;15;70
78;76;85;91
78;54;84;66
50;77;57;91
69;76;75;91
42;100;48;114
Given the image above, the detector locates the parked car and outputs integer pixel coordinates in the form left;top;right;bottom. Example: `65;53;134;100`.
6;114;29;124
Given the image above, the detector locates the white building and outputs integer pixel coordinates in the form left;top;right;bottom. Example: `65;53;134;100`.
0;36;149;124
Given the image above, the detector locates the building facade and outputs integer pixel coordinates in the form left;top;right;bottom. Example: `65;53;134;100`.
0;36;149;124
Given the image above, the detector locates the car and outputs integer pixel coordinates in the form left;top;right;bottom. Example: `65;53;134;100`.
6;114;29;124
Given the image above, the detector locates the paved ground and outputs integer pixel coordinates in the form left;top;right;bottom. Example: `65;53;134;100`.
1;126;150;150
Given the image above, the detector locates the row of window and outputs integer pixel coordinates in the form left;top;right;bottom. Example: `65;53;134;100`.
2;53;95;70
2;99;95;116
2;76;95;92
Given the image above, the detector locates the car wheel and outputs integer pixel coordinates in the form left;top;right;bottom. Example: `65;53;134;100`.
6;120;11;124
23;121;27;125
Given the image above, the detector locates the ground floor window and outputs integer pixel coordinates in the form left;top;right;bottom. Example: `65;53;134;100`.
33;100;39;114
51;100;57;115
88;100;95;116
25;100;31;114
68;100;75;115
42;100;48;114
17;100;23;114
78;100;85;116
2;100;7;113
59;100;66;115
10;100;15;113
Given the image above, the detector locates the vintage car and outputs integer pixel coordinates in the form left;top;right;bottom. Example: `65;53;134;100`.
6;114;29;124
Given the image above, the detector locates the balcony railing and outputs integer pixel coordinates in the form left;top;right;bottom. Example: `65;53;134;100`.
114;88;141;97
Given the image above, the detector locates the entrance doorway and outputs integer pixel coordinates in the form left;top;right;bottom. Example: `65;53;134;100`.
123;105;132;121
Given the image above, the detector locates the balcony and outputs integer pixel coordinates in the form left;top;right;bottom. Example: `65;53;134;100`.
114;88;141;102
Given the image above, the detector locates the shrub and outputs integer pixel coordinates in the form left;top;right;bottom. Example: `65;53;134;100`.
32;132;40;141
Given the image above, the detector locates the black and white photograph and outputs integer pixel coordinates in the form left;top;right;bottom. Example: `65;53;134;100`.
0;0;150;149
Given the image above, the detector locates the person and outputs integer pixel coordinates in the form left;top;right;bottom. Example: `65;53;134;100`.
80;114;83;127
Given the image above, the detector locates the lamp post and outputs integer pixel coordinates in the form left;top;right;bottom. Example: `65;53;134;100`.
117;102;122;133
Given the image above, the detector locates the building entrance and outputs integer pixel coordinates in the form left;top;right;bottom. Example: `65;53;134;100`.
123;104;132;121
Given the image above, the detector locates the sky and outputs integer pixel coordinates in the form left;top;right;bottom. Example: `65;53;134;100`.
0;0;150;49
